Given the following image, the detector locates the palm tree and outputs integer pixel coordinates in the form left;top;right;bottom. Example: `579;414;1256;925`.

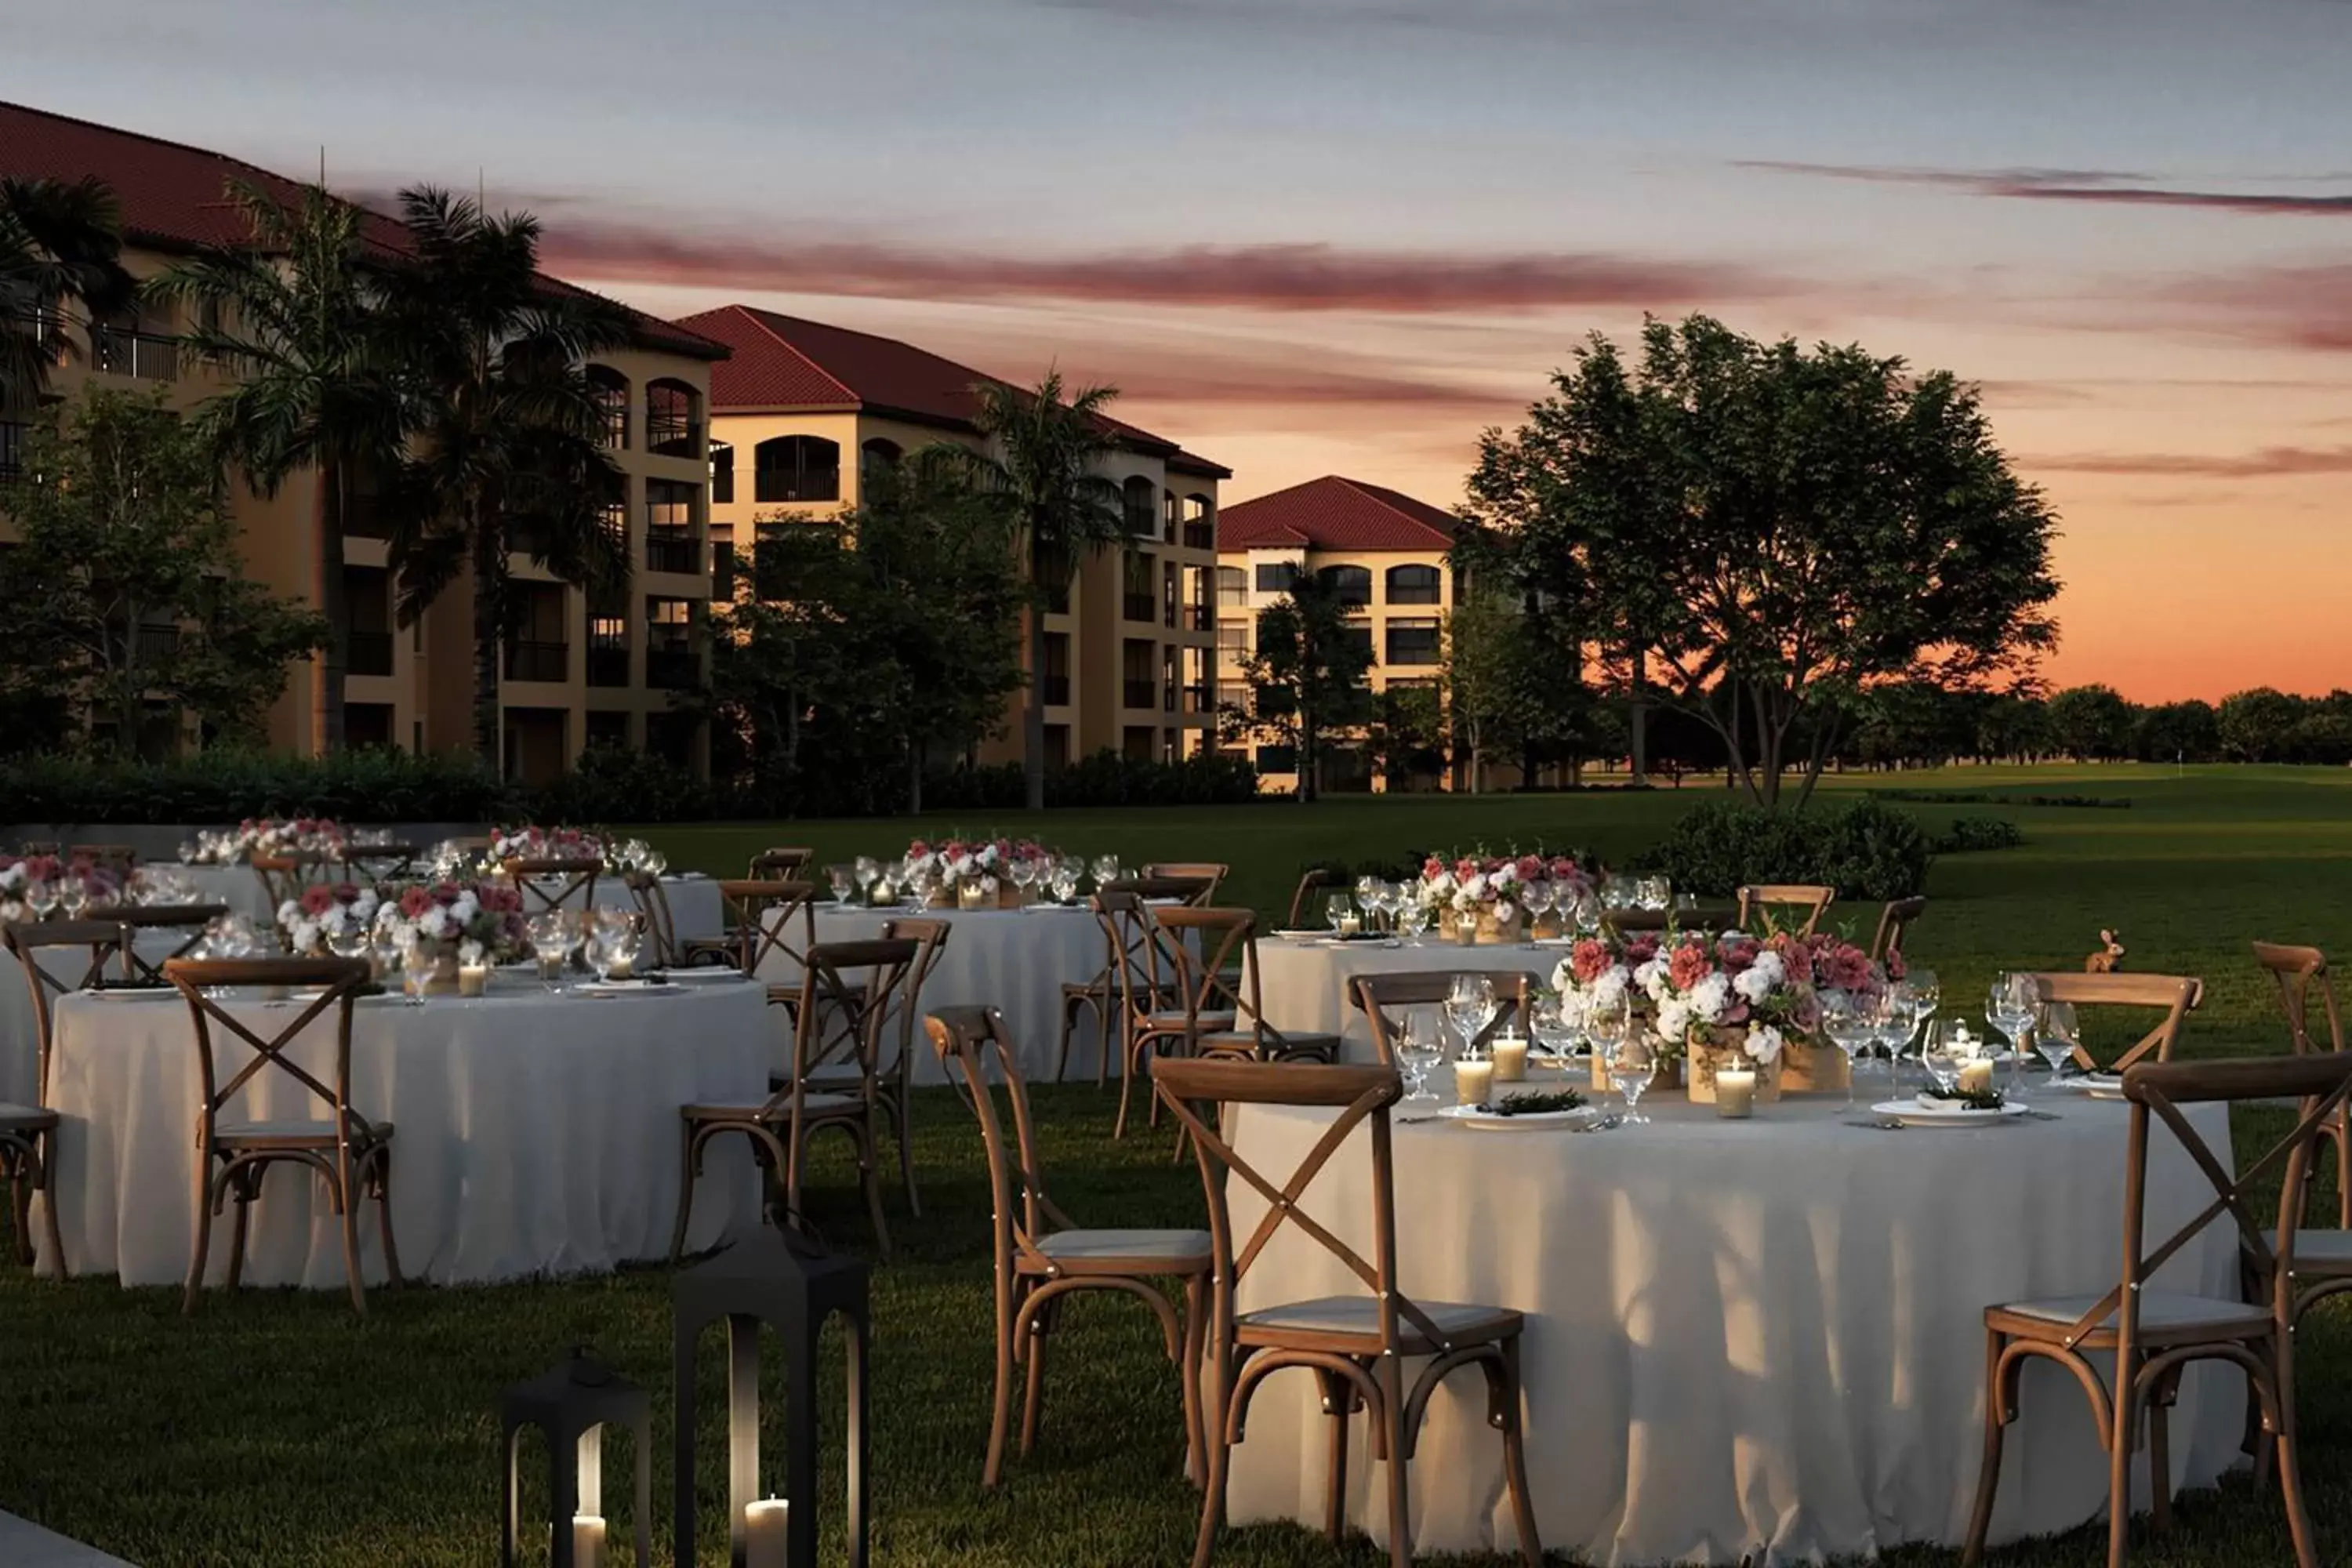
151;180;411;754
966;371;1129;811
376;187;632;768
1;175;134;409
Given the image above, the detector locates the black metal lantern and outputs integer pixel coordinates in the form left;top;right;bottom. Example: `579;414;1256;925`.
499;1348;652;1567
673;1226;871;1568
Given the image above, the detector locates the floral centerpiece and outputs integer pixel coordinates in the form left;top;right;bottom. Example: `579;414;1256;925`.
1415;851;1595;942
188;818;347;866
0;854;58;921
275;882;383;955
372;881;530;968
0;854;124;920
1638;931;1819;1103
903;837;1051;909
1764;931;1886;1091
488;826;606;866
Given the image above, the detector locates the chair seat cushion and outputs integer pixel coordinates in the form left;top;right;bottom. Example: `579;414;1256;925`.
1999;1290;2270;1335
1142;1011;1236;1033
1198;1030;1342;1062
1031;1229;1213;1269
1239;1294;1522;1348
0;1101;59;1130
685;1093;859;1121
216;1118;390;1147
2270;1229;2352;1265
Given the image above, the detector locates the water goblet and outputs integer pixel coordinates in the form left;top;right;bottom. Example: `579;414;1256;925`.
1443;972;1498;1056
825;864;854;903
1010;856;1040;902
1921;1018;1981;1094
1091;854;1122;890
1821;994;1878;1109
59;879;89;920
1396;898;1430;941
854;857;880;903
2037;1000;2082;1080
1602;1019;1653;1124
1323;893;1353;937
26;880;57;922
401;942;437;1007
1521;880;1556;932
1570;891;1602;938
1395;1016;1442;1103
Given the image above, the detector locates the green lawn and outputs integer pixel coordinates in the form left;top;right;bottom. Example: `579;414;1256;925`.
5;764;2350;1566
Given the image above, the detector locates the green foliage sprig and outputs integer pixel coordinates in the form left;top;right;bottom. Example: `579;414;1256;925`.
1488;1087;1589;1116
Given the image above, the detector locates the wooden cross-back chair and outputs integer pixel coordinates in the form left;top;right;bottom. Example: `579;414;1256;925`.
1055;885;1185;1087
622;870;683;969
1110;873;1219;908
2252;942;2349;1230
1962;1054;2352;1568
340;842;418;880
808;915;949;1220
673;937;916;1262
1153;1058;1541;1568
1143;863;1230;902
114;903;231;984
1736;883;1838;937
503;857;603;919
1603;904;1736;936
1348;969;1534;1069
66;843;137;873
1094;890;1214;1136
1154;905;1341;1065
688;879;818;978
748;846;814;881
161;956;401;1318
0;920;128;1269
248;853;314;914
1871;896;1928;964
1287;869;1339;931
928;1005;1209;1489
2027;972;2203;1073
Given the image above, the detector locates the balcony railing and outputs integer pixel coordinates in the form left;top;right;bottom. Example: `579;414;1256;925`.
0;420;27;481
645;530;700;575
754;471;840;504
1040;674;1071;706
134;624;180;662
347;630;394;677
1182;521;1216;551
1181;682;1213;714
1122;678;1155;710
1182;604;1213;631
646;647;699;690
91;327;179;382
504;639;568;683
1122;592;1155;622
1163;593;1179;630
586;645;630;688
646;416;702;459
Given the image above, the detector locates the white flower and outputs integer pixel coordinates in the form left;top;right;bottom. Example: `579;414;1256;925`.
1749;949;1785;987
1588;967;1629;1011
1733;965;1778;1004
1551;958;1575;994
1746;1025;1786;1065
276;898;303;928
1655;999;1691;1045
1632;957;1664;995
1690;973;1731;1023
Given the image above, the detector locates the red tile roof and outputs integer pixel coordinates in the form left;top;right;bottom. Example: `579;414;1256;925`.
1218;475;1458;552
673;303;1229;476
0;100;727;361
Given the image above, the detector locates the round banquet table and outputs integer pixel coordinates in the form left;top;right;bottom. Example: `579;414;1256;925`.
1254;935;1566;1062
171;865;724;945
0;927;195;1106
1221;1080;2241;1566
176;862;273;924
756;902;1110;1087
40;975;770;1287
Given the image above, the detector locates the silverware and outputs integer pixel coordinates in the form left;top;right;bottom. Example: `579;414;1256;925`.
1844;1116;1906;1132
1571;1114;1622;1134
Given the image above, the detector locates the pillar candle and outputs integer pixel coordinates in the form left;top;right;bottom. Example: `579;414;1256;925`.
1715;1066;1756;1118
1490;1035;1529;1082
570;1515;606;1568
1958;1058;1995;1095
746;1497;789;1568
1454;1057;1495;1107
457;964;488;998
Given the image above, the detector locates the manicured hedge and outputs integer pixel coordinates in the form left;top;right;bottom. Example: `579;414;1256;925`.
1631;797;1955;901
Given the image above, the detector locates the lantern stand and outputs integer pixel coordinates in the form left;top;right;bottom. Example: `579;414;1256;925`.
499;1348;652;1568
673;1225;871;1568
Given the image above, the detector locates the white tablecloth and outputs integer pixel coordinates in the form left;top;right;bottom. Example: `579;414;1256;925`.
42;976;770;1287
173;866;724;945
1255;935;1565;1062
0;928;193;1105
177;862;273;924
1222;1086;2241;1565
756;902;1109;1086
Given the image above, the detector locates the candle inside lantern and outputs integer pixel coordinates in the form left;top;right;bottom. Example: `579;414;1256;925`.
1456;914;1479;946
457;962;488;998
571;1513;607;1568
1490;1034;1529;1082
746;1497;789;1568
958;881;986;910
1958;1057;1995;1095
1338;913;1362;937
1454;1055;1495;1107
1715;1065;1757;1119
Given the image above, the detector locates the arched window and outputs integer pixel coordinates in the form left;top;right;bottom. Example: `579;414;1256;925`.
1215;565;1246;608
709;441;735;505
585;365;630;449
858;437;902;489
1317;564;1373;608
1122;475;1156;535
753;435;841;503
1386;562;1443;605
645;378;701;457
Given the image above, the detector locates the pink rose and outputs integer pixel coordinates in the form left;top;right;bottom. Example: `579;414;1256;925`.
300;885;338;915
1625;934;1661;967
1570;938;1613;985
908;840;930;858
1515;855;1543;882
398;887;434;918
1668;942;1714;992
1422;857;1445;882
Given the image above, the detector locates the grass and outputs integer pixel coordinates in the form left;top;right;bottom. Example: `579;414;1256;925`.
5;763;2352;1566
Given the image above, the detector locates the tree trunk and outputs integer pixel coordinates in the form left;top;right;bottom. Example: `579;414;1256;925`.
314;463;349;755
471;529;502;770
1023;593;1047;812
1627;644;1649;786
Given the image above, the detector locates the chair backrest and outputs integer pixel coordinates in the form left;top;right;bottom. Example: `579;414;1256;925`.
1143;862;1229;902
1092;889;1178;1023
1151;905;1300;1052
4;919;133;1105
67;843;137;873
162;957;377;1146
1736;883;1837;937
1287;869;1337;931
1156;1058;1440;1352
1871;896;1927;964
877;917;952;1080
749;847;814;881
1348;968;1534;1067
927;1005;1075;1276
249;854;311;912
720;879;820;975
2026;971;2202;1071
776;938;920;1116
623;870;680;967
113;903;232;982
2047;1054;2352;1355
339;842;418;877
2253;942;2344;1057
503;858;602;916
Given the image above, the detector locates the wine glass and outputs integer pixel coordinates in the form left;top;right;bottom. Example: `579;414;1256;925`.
2037;1000;2082;1080
1010;856;1040;902
1821;993;1878;1109
1987;973;2038;1098
1443;973;1498;1056
1530;994;1577;1061
825;864;854;903
59;878;89;920
327;923;371;964
1049;863;1080;905
854;856;880;903
1091;854;1122;890
1395;1015;1442;1103
400;942;436;1007
26;880;57;922
1922;1018;1979;1094
1569;891;1601;938
1521;880;1556;932
1323;893;1353;937
1603;1021;1654;1124
528;913;572;989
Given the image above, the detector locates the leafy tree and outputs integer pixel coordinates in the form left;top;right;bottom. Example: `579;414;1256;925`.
1223;573;1374;802
2045;684;2136;761
1442;583;1519;793
966;372;1129;812
372;188;633;766
2133;699;2218;764
701;527;857;800
1975;690;2054;763
1368;681;1448;790
0;390;325;751
2217;687;2304;764
153;180;412;754
1;175;134;408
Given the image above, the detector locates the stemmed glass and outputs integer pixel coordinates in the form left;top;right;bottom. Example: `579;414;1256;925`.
1921;1019;1977;1094
1602;1013;1653;1124
825;865;855;904
2037;1000;2082;1080
1091;854;1122;891
1395;1015;1442;1103
1396;897;1430;942
1521;880;1556;935
529;913;573;990
26;880;57;922
1049;862;1080;905
1570;891;1602;938
1442;973;1497;1058
854;856;881;905
400;942;437;1007
1821;993;1878;1109
1323;893;1353;937
1987;973;2038;1098
1010;856;1040;903
1530;994;1579;1062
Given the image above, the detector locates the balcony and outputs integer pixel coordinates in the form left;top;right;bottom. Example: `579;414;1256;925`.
1163;594;1178;630
754;471;839;505
646;416;702;459
0;420;26;481
1181;682;1213;715
1182;604;1213;632
586;645;630;688
504;639;568;683
646;647;699;690
1182;521;1216;551
92;327;179;382
1040;674;1071;706
645;529;700;575
135;624;180;662
1122;678;1155;710
1122;591;1155;622
348;630;394;677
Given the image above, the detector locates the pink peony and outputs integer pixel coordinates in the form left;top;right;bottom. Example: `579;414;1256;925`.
908;840;930;858
1766;931;1813;984
300;885;339;916
478;884;522;914
1422;857;1446;882
1624;934;1661;967
398;887;434;918
1569;938;1615;985
1717;935;1760;975
332;881;361;902
24;855;60;883
1667;941;1714;992
1515;855;1543;883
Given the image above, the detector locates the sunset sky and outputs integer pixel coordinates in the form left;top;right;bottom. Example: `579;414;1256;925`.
13;0;2352;700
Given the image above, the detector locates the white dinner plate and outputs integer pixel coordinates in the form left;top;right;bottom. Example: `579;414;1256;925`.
1440;1101;1604;1131
658;967;749;984
2048;1073;2126;1098
1021;903;1083;914
577;980;683;997
1530;936;1578;949
82;987;176;1003
1873;1098;2033;1127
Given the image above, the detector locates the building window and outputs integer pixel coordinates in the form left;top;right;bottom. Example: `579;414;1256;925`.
1318;564;1372;608
645;379;701;457
1216;623;1247;655
586;365;630;449
1216;566;1247;608
503;584;569;683
1122;475;1156;536
1121;638;1155;710
1342;624;1374;661
859;437;902;489
584;710;630;750
710;441;734;504
587;608;630;688
1256;744;1297;775
646;597;699;689
1387;562;1443;605
1254;561;1298;594
1040;631;1071;707
753;435;840;503
644;479;699;573
1385;616;1441;666
1182;494;1216;550
1122;550;1155;622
